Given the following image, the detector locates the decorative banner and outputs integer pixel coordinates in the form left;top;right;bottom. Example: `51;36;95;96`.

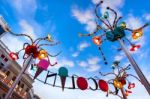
58;67;68;91
30;67;110;94
29;64;138;99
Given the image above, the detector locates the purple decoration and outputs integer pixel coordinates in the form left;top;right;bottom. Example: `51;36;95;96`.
37;59;50;70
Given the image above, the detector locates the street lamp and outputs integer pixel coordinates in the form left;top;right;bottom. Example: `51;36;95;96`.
79;0;150;95
1;24;61;99
99;61;141;99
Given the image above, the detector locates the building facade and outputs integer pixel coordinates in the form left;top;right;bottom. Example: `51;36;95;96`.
0;40;40;99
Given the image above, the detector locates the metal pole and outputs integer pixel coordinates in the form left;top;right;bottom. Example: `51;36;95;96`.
118;38;150;95
121;88;127;99
4;55;33;99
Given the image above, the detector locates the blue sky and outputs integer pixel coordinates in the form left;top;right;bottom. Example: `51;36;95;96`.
0;0;150;99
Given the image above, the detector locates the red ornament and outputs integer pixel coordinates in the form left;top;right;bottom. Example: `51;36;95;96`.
125;90;132;96
130;45;141;51
128;83;135;89
119;77;126;85
77;77;88;90
25;44;38;58
9;52;19;60
98;80;109;92
92;36;102;46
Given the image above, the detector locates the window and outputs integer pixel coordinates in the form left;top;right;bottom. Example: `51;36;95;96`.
21;84;24;88
15;81;21;91
26;88;29;92
4;58;8;62
12;76;16;81
1;54;5;59
0;62;4;67
6;71;10;76
0;54;9;63
8;76;16;87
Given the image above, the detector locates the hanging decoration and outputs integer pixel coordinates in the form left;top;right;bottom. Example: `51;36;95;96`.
132;28;143;40
9;52;19;60
58;67;68;91
92;36;102;46
38;50;48;60
130;44;141;51
77;77;88;90
98;80;109;92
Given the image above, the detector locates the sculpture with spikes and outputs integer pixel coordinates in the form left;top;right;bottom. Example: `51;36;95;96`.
99;61;141;99
79;0;149;65
5;27;60;79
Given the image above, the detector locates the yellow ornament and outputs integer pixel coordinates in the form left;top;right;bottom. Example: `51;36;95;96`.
47;34;53;42
120;22;126;29
132;28;143;40
113;78;123;89
38;50;48;60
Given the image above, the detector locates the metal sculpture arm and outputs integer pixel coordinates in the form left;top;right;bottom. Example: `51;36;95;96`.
115;16;122;26
7;29;33;44
38;42;60;48
47;56;57;66
34;37;47;45
99;72;118;77
106;7;118;29
48;51;61;57
95;1;111;29
127;74;141;82
79;22;106;37
125;23;149;32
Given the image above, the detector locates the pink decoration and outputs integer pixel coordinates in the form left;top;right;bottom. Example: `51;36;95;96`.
37;59;50;70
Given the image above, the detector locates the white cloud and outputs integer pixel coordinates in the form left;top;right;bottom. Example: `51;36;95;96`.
19;20;37;40
72;7;97;33
55;58;75;68
78;41;90;51
114;52;124;61
78;56;101;72
8;0;37;17
88;57;100;65
78;61;88;67
1;34;24;52
87;64;100;72
126;14;143;29
71;41;90;58
72;52;80;57
143;13;150;21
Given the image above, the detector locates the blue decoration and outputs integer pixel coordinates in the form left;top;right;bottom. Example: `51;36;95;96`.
106;27;125;42
58;67;68;77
